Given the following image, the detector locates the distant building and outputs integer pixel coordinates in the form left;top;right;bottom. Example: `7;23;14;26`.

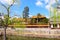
31;15;46;24
9;15;49;28
49;3;60;28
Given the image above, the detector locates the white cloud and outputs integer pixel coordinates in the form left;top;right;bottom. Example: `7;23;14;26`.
45;0;59;10
35;0;49;7
49;0;56;5
35;0;43;6
45;4;50;10
6;0;13;5
35;0;60;10
45;0;49;4
29;15;32;18
0;0;14;5
46;16;49;18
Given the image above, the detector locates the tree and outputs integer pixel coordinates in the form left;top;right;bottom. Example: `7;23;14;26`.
23;6;29;24
30;18;35;24
3;14;12;25
0;0;20;40
23;6;29;18
37;13;49;24
42;17;49;23
37;13;41;24
37;13;41;16
0;13;3;26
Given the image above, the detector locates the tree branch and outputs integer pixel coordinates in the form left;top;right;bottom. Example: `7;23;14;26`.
8;0;15;9
0;1;7;9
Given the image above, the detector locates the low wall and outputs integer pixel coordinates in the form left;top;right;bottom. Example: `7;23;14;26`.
0;28;60;38
14;28;60;38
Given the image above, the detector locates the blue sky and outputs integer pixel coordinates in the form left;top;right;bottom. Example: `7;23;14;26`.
16;0;49;18
0;0;60;18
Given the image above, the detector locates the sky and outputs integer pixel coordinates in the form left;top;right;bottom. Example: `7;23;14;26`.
0;0;60;18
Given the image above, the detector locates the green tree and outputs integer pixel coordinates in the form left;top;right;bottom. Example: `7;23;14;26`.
0;0;20;40
43;17;49;23
30;18;36;24
3;14;12;25
37;13;41;24
36;13;49;24
23;6;29;18
0;13;3;26
23;6;29;24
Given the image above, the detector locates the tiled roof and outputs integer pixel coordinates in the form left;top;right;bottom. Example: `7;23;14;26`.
32;16;45;18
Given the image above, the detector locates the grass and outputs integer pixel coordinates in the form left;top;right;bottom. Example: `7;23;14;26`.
6;35;60;40
0;35;60;40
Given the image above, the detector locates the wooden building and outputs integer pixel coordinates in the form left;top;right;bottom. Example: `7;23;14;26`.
9;15;49;28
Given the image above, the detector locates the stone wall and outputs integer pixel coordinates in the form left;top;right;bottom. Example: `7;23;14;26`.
0;28;60;38
14;28;60;38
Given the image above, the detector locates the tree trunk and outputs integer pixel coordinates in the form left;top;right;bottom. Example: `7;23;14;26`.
7;8;9;18
3;7;10;40
3;27;6;40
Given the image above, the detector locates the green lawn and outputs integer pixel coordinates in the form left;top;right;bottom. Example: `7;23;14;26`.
0;35;60;40
6;35;60;40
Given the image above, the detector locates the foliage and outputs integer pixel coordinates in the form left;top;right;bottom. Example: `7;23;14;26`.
37;13;42;23
11;18;26;28
0;18;3;26
23;6;29;18
6;35;60;40
0;14;11;27
30;18;36;24
42;18;49;23
37;13;41;16
0;0;20;40
37;18;49;25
